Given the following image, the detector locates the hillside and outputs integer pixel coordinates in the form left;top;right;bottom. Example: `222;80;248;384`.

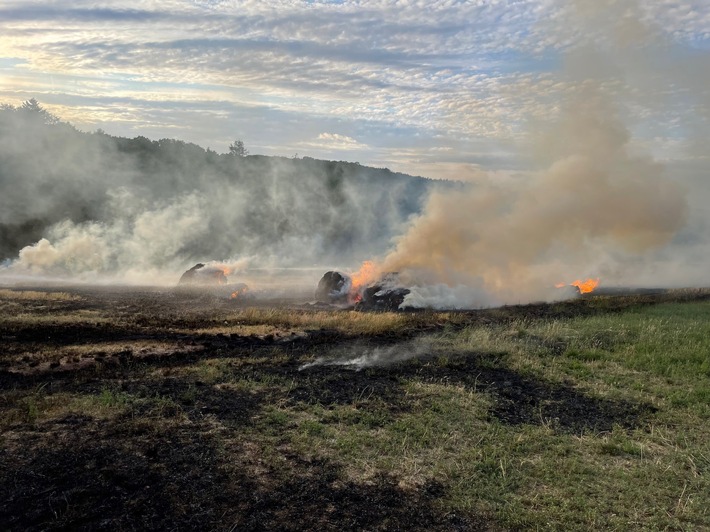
0;101;442;271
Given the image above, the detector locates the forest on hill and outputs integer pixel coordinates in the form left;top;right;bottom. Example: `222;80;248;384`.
0;100;444;273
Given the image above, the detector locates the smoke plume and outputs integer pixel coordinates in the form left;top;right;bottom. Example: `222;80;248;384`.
0;114;433;286
376;86;687;306
356;0;706;308
1;0;707;306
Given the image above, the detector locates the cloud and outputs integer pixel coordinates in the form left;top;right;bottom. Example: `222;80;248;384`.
300;132;367;151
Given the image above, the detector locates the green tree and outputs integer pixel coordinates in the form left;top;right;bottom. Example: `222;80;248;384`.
20;98;59;125
229;139;248;157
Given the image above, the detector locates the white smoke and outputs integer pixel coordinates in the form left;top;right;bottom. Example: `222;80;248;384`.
10;193;210;283
299;339;431;371
400;283;498;310
0;106;435;287
1;0;707;304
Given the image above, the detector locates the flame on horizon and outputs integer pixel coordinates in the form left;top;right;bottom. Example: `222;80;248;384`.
216;265;233;277
556;278;600;294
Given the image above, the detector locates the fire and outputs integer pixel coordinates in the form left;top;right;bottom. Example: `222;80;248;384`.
230;284;249;299
572;278;599;294
556;278;600;294
349;260;378;301
350;261;378;290
211;263;237;282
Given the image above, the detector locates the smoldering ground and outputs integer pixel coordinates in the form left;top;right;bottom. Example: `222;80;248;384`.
299;338;433;372
7;285;695;530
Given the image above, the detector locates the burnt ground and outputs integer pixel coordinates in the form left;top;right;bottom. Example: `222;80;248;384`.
1;286;704;531
2;413;480;531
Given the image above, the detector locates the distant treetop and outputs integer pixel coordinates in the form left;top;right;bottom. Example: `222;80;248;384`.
229;139;248;157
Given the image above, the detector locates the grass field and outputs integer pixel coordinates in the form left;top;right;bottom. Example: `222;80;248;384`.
1;286;709;530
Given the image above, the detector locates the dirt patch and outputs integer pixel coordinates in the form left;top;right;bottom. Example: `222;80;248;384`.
118;377;267;426
232;452;494;531
457;360;656;433
1;415;238;530
287;365;411;428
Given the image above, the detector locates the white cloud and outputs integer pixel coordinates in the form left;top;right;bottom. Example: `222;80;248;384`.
314;132;366;149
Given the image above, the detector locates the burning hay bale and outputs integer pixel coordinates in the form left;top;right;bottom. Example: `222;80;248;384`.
315;271;351;303
315;269;411;310
355;273;411;311
555;278;600;298
229;283;249;300
178;263;228;285
177;263;251;300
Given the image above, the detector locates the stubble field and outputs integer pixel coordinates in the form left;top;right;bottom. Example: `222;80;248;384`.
1;285;709;530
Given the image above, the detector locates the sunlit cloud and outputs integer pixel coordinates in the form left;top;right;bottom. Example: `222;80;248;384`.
308;133;367;150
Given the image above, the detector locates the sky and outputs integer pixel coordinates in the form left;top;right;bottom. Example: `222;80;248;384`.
1;0;708;181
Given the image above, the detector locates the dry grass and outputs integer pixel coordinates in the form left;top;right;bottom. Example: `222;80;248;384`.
0;309;109;325
1;339;201;374
200;308;430;335
0;289;82;301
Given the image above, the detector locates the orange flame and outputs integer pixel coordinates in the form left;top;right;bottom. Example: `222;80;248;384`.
205;268;228;284
571;278;600;294
555;278;600;294
349;261;379;303
350;261;378;291
230;285;248;299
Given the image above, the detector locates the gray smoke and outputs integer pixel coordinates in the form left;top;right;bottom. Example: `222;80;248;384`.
378;86;688;306
2;0;708;304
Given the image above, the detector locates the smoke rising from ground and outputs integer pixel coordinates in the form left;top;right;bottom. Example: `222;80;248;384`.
15;193;210;283
1;0;708;306
299;338;431;371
